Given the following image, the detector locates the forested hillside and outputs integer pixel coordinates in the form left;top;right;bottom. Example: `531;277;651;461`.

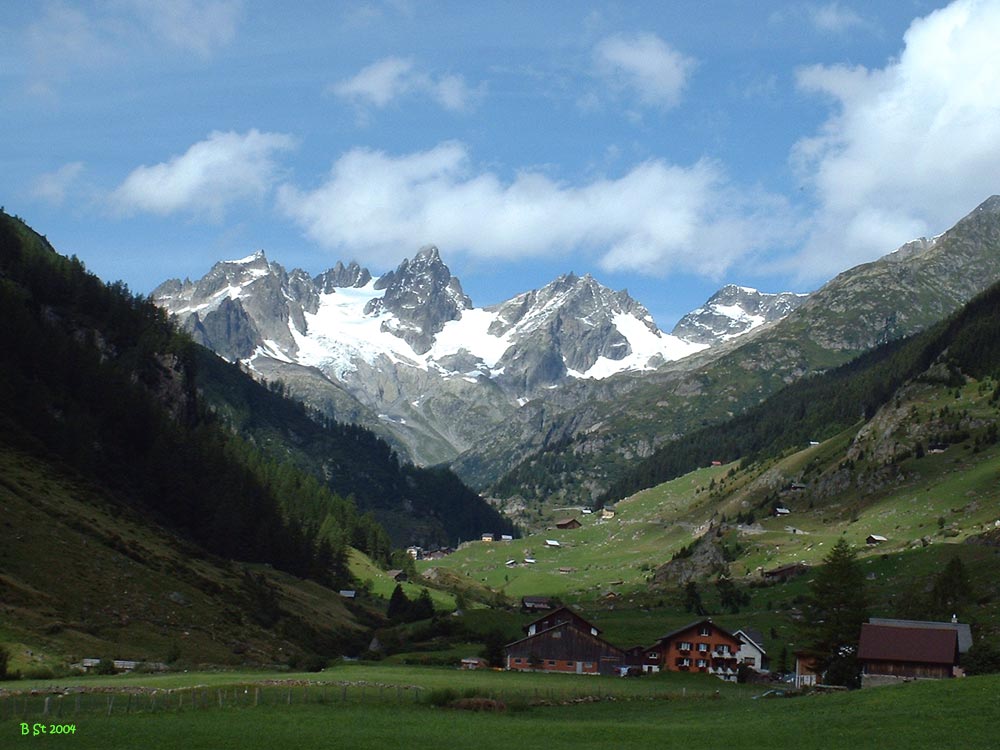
597;279;1000;505
0;210;379;586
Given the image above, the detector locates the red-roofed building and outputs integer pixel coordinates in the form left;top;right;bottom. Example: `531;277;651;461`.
858;623;960;686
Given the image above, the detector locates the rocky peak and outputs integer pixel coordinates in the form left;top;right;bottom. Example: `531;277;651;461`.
365;246;472;355
315;261;372;292
671;285;807;345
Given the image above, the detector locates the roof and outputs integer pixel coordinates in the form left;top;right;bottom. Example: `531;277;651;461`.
656;618;738;644
858;624;958;665
735;627;767;653
524;605;601;634
869;617;973;654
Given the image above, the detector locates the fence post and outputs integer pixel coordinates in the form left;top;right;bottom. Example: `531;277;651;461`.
106;696;114;718
255;687;261;707
44;697;51;716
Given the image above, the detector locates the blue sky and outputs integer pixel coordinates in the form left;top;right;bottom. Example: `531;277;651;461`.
3;0;1000;328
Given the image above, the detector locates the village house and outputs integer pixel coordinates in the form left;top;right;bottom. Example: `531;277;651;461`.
601;506;616;520
794;651;822;689
858;622;963;686
481;533;495;543
386;569;408;582
734;627;769;673
554;517;582;530
505;607;624;675
638;619;743;681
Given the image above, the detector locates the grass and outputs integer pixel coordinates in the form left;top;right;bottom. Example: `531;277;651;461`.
5;670;997;750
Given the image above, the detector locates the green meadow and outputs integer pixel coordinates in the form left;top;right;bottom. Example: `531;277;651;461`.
4;669;997;750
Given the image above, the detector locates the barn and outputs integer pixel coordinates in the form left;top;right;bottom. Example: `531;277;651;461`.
505;607;624;675
858;623;960;686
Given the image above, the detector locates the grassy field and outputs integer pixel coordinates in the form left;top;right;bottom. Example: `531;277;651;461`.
4;669;997;750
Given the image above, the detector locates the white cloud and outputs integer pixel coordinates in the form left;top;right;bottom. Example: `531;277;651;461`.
594;32;695;109
20;0;241;95
278;142;789;278
332;57;483;113
790;0;1000;281
118;0;243;58
31;162;86;205
809;2;866;33
111;130;296;220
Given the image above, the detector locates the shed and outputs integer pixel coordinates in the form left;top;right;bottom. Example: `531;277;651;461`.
545;539;561;548
866;534;888;545
555;518;582;530
461;656;489;670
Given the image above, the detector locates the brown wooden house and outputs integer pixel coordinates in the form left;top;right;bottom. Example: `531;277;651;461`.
858;623;960;686
505;607;624;675
642;619;742;681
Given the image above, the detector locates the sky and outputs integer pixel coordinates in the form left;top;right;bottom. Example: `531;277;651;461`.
3;0;1000;329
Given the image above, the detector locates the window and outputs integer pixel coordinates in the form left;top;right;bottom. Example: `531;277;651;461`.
552;631;561;639
678;642;691;652
648;652;659;660
716;645;731;655
696;659;708;668
678;658;691;667
698;643;709;652
546;660;556;666
699;626;711;636
743;657;756;666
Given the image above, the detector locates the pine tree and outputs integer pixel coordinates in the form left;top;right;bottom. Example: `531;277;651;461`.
802;538;868;687
386;584;410;622
928;556;974;620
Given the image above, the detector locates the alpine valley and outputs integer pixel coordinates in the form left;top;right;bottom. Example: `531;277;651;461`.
154;196;1000;522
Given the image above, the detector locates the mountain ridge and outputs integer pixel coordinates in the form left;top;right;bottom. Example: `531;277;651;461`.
153;248;793;465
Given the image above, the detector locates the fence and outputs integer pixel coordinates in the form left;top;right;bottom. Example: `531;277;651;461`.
0;679;750;721
0;682;428;721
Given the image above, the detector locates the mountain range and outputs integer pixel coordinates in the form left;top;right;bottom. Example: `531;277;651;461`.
154;196;1000;521
153;245;803;468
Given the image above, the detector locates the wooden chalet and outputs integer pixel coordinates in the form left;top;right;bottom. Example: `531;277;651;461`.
555;518;582;530
640;619;743;681
858;623;960;685
505;607;624;675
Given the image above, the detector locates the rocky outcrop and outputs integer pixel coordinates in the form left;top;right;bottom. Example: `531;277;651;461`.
364;246;472;355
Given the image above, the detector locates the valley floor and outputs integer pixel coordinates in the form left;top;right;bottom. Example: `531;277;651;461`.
3;667;997;750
